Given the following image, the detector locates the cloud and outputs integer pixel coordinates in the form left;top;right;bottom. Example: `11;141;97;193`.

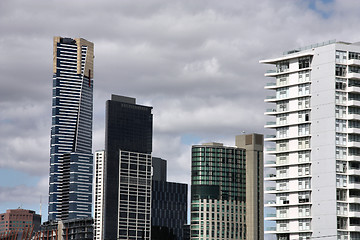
1;0;360;223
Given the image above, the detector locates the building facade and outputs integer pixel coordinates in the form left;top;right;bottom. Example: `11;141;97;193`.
190;142;247;240
235;133;264;240
0;209;41;238
151;157;188;240
49;37;94;221
103;95;153;240
262;40;360;240
40;217;93;240
94;150;105;240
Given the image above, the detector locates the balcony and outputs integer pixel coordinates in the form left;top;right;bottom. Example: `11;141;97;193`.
348;141;360;148
348;169;360;176
348;211;360;218
347;114;360;121
265;96;277;102
265;82;277;89
265;227;276;233
348;128;360;135
348;155;360;161
265;108;277;116
348;100;360;106
347;86;360;93
265;174;277;181
348;59;360;66
265;121;277;128
348;72;360;80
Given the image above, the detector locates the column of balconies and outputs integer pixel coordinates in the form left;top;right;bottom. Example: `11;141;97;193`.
264;55;314;237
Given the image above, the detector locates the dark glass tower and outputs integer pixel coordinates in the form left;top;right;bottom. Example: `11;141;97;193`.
104;95;153;240
151;157;188;240
49;37;94;221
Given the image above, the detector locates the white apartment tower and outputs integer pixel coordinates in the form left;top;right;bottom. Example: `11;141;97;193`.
94;150;105;240
262;40;360;240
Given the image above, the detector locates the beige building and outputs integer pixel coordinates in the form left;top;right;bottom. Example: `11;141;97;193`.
190;133;264;240
236;133;264;240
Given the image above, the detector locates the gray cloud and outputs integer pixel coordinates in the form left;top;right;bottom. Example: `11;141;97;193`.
1;0;360;226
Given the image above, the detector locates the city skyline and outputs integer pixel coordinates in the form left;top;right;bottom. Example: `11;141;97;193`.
1;0;360;227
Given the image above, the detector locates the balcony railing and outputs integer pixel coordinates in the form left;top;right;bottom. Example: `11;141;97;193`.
266;96;276;100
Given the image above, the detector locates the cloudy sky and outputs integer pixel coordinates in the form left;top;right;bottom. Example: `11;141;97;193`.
1;0;360;227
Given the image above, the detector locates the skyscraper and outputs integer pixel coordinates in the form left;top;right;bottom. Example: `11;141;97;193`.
235;133;264;240
94;150;105;240
49;37;94;221
262;40;360;240
103;95;153;240
151;157;188;240
190;142;247;240
190;134;264;240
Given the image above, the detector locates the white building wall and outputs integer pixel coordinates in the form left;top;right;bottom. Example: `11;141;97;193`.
310;44;338;238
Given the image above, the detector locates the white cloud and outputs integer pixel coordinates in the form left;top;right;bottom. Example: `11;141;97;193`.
1;0;360;224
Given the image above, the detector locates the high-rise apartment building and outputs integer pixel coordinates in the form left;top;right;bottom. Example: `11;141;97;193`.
49;36;94;221
102;95;153;240
190;134;263;240
262;40;360;240
151;157;188;240
94;150;105;240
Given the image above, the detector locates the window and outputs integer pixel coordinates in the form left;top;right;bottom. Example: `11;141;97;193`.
277;61;289;73
277;87;289;99
298;84;310;96
277;180;289;191
277;101;289;112
277;141;289;151
277;193;289;205
277;221;289;231
299;206;311;217
298;165;311;176
336;51;347;64
336;174;347;187
277;154;289;165
337;203;348;215
298;138;310;149
298;191;311;203
336;91;347;104
298;124;310;136
336;161;347;173
298;111;310;123
335;105;347;118
349;51;360;60
277;166;289;178
336;133;347;146
298;151;310;163
298;178;311;190
298;97;310;110
336;65;347;77
299;219;311;230
277;114;288;125
277;75;289;86
336;147;347;159
298;71;310;83
299;57;311;69
277;127;289;138
277;207;288;218
336;119;347;132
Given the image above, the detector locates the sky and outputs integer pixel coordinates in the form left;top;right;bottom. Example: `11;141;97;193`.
1;0;360;232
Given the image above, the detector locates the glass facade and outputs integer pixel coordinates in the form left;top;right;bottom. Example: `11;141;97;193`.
190;144;246;240
48;37;94;221
152;180;188;240
103;95;153;240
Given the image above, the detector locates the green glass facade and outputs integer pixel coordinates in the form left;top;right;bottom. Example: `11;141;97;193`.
191;144;247;240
